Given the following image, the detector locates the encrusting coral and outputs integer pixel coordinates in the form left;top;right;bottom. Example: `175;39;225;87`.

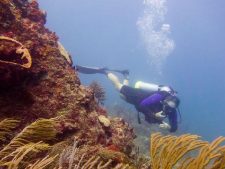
150;132;225;169
98;115;111;127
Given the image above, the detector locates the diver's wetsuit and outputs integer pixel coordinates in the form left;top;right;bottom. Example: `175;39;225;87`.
120;85;178;132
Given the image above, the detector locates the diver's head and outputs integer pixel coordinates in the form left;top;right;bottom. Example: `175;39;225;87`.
159;85;177;95
164;95;180;108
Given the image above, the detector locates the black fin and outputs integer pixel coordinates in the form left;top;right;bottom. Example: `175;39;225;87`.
76;65;108;74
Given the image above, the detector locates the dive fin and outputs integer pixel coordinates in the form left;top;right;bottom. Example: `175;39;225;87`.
76;65;129;77
75;65;108;74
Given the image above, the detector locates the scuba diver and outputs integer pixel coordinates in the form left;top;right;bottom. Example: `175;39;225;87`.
76;65;180;132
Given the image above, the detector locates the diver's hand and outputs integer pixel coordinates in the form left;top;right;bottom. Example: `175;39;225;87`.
155;111;166;120
159;121;171;131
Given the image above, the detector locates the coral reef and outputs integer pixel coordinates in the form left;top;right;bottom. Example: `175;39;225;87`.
57;139;136;169
150;132;225;169
0;0;136;168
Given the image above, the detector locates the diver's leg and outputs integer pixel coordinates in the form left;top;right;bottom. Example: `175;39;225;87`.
122;70;129;86
123;74;129;86
107;72;123;91
123;79;129;86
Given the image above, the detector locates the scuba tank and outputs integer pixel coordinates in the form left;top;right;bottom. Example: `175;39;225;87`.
135;81;175;94
135;81;159;92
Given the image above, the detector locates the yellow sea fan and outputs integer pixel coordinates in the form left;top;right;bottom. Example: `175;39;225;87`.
150;133;225;169
183;136;225;169
0;142;52;169
0;118;57;159
25;155;57;169
0;118;20;142
211;152;225;169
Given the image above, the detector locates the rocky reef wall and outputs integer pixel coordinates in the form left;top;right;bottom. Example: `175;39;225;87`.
0;0;137;168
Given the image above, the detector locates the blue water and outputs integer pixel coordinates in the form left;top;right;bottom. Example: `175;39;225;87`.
39;0;225;141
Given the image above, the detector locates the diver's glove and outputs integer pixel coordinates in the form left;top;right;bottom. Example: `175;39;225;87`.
159;121;171;131
155;111;166;120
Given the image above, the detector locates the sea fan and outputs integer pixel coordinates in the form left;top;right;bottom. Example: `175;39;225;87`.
0;36;32;68
0;119;20;143
89;81;106;105
0;142;55;169
0;118;57;159
150;133;225;169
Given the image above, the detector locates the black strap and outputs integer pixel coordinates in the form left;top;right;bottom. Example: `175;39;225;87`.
177;107;182;123
137;111;141;124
